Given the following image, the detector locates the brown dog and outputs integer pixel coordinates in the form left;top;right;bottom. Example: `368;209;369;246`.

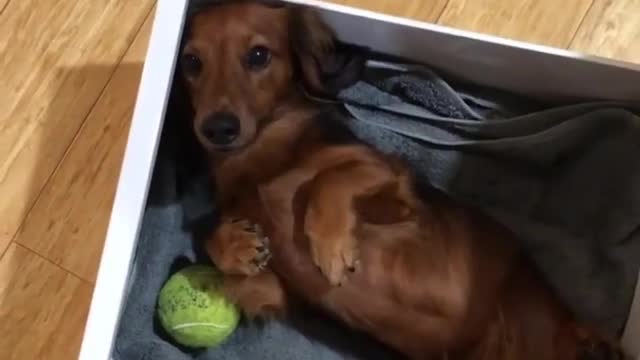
181;1;624;359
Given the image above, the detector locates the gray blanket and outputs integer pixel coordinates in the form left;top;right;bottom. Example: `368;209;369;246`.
113;59;640;359
339;60;640;336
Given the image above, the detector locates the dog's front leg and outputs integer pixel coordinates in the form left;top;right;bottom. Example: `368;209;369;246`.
221;271;288;319
304;162;397;286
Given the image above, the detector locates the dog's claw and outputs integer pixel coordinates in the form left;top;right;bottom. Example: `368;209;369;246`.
311;236;359;286
252;236;272;271
218;218;272;276
248;226;271;274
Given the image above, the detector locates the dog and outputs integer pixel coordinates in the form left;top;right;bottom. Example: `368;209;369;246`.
181;1;625;359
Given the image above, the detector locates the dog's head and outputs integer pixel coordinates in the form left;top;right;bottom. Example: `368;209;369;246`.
181;0;363;153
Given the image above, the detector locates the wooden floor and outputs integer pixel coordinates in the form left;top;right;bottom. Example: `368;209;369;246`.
1;0;639;358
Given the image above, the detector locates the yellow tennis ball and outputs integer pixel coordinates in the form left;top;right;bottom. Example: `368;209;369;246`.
157;265;240;348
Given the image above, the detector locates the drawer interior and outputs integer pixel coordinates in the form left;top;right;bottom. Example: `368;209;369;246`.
85;1;640;359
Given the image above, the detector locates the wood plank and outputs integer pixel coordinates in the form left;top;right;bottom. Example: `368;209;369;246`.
438;0;593;48
16;11;155;283
570;0;640;63
0;244;93;360
0;0;155;255
328;0;448;22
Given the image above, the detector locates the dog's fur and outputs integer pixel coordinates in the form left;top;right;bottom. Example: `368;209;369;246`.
182;1;624;359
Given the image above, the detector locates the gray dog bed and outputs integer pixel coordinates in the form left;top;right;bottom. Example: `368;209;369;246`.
113;4;640;358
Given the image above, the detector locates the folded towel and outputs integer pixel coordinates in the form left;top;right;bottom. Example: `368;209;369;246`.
113;57;640;359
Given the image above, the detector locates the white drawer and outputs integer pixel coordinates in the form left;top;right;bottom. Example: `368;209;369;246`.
79;1;640;359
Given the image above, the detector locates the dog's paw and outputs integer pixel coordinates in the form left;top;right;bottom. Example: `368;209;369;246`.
313;234;359;286
212;218;271;276
305;210;360;286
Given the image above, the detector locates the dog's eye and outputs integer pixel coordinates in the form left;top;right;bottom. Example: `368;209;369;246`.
181;53;202;76
246;46;271;71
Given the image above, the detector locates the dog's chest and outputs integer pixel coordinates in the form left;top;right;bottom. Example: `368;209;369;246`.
214;112;361;231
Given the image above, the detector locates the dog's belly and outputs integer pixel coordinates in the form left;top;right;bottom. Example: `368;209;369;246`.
255;141;592;359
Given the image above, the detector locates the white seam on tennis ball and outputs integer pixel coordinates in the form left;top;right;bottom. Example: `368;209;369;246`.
172;322;229;330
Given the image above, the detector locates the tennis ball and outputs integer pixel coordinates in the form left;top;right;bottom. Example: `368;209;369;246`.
157;265;240;348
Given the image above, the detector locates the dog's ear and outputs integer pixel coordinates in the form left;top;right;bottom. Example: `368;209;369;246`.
289;7;365;96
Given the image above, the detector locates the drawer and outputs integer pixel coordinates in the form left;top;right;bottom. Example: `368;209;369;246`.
79;1;640;359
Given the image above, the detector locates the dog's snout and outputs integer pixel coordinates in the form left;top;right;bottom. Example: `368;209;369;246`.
201;112;241;146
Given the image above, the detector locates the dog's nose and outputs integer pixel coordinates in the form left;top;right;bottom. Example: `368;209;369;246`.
201;112;240;145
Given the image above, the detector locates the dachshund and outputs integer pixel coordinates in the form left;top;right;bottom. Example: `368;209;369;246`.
180;1;625;359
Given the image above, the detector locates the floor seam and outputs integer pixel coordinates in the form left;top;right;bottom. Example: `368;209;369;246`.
0;241;12;261
567;0;596;49
435;0;450;24
0;0;12;17
14;242;94;285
